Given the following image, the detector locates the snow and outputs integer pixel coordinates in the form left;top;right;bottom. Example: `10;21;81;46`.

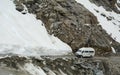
47;70;56;75
24;63;66;75
76;0;120;43
58;69;67;75
116;0;120;10
0;0;72;56
117;0;120;3
111;47;116;53
23;63;67;75
115;4;120;11
24;63;46;75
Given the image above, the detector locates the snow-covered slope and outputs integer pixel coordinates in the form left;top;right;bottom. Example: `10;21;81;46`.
0;0;72;56
76;0;120;43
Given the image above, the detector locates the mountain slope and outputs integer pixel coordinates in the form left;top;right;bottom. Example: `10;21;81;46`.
0;0;119;55
16;0;120;55
76;0;120;43
0;0;72;56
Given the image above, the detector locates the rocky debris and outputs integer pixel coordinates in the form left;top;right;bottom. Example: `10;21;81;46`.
0;56;120;75
13;0;120;55
14;0;24;12
90;0;120;13
0;56;27;69
14;0;28;14
0;67;29;75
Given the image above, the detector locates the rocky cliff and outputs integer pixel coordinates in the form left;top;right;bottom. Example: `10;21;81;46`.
14;0;120;55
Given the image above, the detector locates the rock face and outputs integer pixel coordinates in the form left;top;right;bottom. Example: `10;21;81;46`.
14;0;120;55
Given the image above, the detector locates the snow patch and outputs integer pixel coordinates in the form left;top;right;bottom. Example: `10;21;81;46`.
24;63;46;75
111;47;116;54
47;70;56;75
117;0;120;3
58;69;67;75
115;3;120;11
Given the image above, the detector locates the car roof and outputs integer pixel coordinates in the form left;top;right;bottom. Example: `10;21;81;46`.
79;47;95;51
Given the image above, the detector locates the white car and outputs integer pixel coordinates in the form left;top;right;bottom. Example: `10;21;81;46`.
75;47;95;58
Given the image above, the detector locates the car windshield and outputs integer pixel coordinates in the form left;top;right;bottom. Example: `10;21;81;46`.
89;51;94;53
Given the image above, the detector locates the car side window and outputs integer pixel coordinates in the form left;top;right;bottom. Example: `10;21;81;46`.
85;51;88;53
82;51;84;53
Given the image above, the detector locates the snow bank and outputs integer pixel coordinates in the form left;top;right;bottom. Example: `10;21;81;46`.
76;0;120;43
0;0;72;56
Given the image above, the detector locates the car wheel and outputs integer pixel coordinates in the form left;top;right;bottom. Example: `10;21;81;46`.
82;55;84;58
90;55;93;58
76;55;81;58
